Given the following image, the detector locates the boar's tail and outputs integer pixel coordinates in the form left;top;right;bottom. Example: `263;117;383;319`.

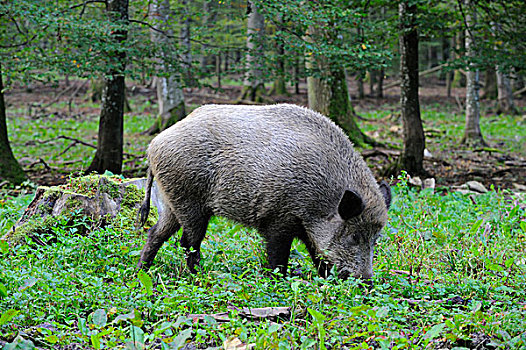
136;167;154;231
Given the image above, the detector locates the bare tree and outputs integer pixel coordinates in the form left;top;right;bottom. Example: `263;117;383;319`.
387;1;426;176
180;0;194;86
461;0;485;146
496;68;516;115
87;0;128;174
0;64;26;185
144;0;186;135
237;0;266;102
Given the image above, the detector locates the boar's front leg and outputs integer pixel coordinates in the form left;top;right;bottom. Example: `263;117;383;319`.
138;208;181;270
261;223;296;276
179;211;211;273
297;229;331;278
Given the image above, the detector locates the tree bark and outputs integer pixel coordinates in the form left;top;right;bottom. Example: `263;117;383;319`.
144;0;186;135
357;72;365;99
306;28;373;146
390;1;426;176
496;69;516;115
452;32;466;88
375;68;384;98
481;68;497;100
442;37;453;97
461;0;485;146
200;0;216;73
269;16;288;96
237;0;266;102
180;0;194;86
0;64;27;185
87;0;128;174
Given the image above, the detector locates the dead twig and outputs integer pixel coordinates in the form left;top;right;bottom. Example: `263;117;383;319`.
188;306;291;323
28;135;140;158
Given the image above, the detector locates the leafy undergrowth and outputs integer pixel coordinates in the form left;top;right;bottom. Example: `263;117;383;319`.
0;179;525;349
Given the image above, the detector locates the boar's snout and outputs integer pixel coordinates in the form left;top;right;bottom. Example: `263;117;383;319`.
338;269;373;287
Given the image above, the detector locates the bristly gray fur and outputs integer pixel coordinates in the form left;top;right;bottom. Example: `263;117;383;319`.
137;103;391;280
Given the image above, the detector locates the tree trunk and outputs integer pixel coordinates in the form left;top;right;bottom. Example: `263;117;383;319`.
389;1;426;176
87;0;128;174
200;0;216;73
481;67;497;100
0;64;27;185
368;70;376;96
216;53;222;88
237;0;266;102
461;0;485;146
496;69;516;115
180;0;194;86
306;29;373;146
269;14;288;96
293;57;300;94
144;0;186;135
442;37;453;97
357;72;365;99
375;68;384;98
452;32;466;88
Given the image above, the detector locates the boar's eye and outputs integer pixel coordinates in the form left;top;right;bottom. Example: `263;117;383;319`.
342;234;359;247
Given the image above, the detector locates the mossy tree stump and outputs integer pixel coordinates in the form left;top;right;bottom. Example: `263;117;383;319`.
2;175;163;245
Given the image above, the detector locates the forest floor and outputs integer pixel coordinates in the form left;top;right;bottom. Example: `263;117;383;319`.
4;76;526;191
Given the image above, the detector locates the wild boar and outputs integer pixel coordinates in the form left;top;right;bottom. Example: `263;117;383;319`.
137;104;391;280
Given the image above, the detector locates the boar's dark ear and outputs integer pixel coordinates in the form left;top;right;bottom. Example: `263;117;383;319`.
379;181;392;209
338;190;365;220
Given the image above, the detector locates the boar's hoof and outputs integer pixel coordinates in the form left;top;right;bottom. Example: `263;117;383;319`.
185;251;201;274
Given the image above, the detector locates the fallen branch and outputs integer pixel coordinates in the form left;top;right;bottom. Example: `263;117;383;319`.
29;135;140;158
188;306;291;323
513;86;526;97
361;148;400;159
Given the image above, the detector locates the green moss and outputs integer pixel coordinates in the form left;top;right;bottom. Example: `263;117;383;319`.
118;182;159;231
10;175;159;245
10;216;60;245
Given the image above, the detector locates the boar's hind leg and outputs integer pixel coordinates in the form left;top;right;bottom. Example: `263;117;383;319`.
179;212;211;273
138;209;181;270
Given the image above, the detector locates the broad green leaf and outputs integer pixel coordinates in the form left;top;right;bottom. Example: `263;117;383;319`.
91;332;101;349
486;262;504;272
505;257;515;269
470;219;483;234
471;301;482;313
291;281;300;294
307;308;325;323
138;270;153;296
0;282;7;298
169;328;192;350
376;306;390;318
129;325;145;349
92;309;107;328
0;309;20;326
3;336;36;350
423;323;445;340
268;323;281;334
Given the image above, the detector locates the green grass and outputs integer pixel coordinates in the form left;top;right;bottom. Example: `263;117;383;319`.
1;177;525;349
